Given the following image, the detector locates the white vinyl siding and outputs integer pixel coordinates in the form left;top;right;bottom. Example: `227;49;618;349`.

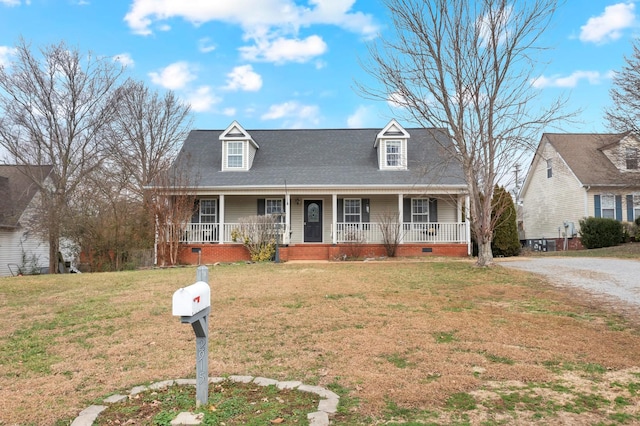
521;141;585;239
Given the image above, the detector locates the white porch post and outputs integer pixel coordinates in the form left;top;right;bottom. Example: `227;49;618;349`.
398;194;404;244
285;193;291;245
332;193;338;245
219;194;225;244
465;195;471;255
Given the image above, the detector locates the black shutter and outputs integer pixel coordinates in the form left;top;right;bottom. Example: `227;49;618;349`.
594;195;601;218
627;194;634;221
403;198;411;223
429;198;438;222
257;198;265;215
362;199;370;222
337;198;344;222
191;199;200;223
615;195;623;221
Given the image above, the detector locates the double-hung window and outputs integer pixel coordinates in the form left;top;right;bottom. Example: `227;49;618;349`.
626;147;638;170
344;199;362;223
266;198;284;223
634;194;640;220
227;141;243;168
199;199;217;223
601;194;615;219
386;140;401;167
412;199;429;223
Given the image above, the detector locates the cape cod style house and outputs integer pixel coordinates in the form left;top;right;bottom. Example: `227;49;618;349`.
160;120;471;264
520;132;640;249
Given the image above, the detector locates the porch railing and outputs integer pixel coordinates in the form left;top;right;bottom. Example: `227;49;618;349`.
336;222;468;244
175;222;468;244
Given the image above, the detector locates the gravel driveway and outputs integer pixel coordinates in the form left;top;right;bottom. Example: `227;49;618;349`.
497;257;640;310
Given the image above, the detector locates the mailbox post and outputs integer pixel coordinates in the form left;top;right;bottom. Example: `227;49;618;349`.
172;266;211;406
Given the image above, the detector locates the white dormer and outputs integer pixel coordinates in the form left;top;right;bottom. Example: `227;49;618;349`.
374;119;410;170
219;121;259;171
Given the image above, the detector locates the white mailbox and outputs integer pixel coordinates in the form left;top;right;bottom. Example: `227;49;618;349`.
172;281;211;317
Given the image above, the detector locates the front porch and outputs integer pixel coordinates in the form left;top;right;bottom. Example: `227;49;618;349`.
168;192;471;263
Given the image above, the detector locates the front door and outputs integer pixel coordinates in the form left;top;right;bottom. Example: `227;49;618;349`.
304;200;323;242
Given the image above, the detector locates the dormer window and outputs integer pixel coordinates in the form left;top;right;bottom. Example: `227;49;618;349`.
220;121;259;171
375;119;410;170
626;147;638;170
386;140;401;167
227;141;244;168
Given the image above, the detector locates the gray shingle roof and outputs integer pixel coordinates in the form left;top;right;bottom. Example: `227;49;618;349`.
170;127;466;189
544;133;640;186
0;165;53;228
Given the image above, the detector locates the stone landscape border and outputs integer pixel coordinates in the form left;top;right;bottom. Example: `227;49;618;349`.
70;375;339;426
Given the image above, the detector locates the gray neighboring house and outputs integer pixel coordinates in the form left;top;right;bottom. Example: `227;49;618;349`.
161;120;472;263
521;132;640;247
0;165;53;276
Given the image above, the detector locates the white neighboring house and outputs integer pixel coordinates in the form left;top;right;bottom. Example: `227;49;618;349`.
520;133;640;245
0;165;53;276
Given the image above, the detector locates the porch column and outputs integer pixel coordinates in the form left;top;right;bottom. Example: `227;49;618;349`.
332;193;338;245
465;195;471;255
219;195;225;244
285;193;291;245
398;194;404;244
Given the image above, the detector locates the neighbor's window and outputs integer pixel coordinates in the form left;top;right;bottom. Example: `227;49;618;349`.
199;199;217;223
412;198;429;223
266;198;284;223
634;193;640;220
227;141;243;168
546;159;553;178
601;194;615;219
344;199;362;223
626;147;638;170
386;140;401;167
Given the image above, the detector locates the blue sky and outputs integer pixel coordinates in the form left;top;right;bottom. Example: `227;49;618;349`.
0;0;638;134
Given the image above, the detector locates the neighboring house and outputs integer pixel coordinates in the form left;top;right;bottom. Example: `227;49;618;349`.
520;132;640;248
0;165;53;276
159;119;471;264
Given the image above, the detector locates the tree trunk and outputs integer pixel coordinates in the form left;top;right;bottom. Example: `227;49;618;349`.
476;240;494;267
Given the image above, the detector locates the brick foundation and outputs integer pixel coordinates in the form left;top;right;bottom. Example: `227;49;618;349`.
175;243;469;264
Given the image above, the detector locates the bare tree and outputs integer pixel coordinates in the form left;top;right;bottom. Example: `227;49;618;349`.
606;39;640;134
359;0;572;266
109;79;192;200
150;167;196;266
377;211;403;257
0;39;124;273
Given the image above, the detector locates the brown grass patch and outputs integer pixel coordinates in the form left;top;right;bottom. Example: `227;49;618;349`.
1;260;640;424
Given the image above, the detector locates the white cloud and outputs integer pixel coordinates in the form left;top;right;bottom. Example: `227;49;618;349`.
185;85;221;112
0;0;21;6
123;0;378;63
113;53;134;67
148;61;196;89
223;107;236;116
223;65;262;91
124;0;378;36
531;70;610;88
580;2;635;44
261;101;321;128
239;35;327;64
198;37;216;53
0;46;16;67
387;92;407;109
347;105;376;128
